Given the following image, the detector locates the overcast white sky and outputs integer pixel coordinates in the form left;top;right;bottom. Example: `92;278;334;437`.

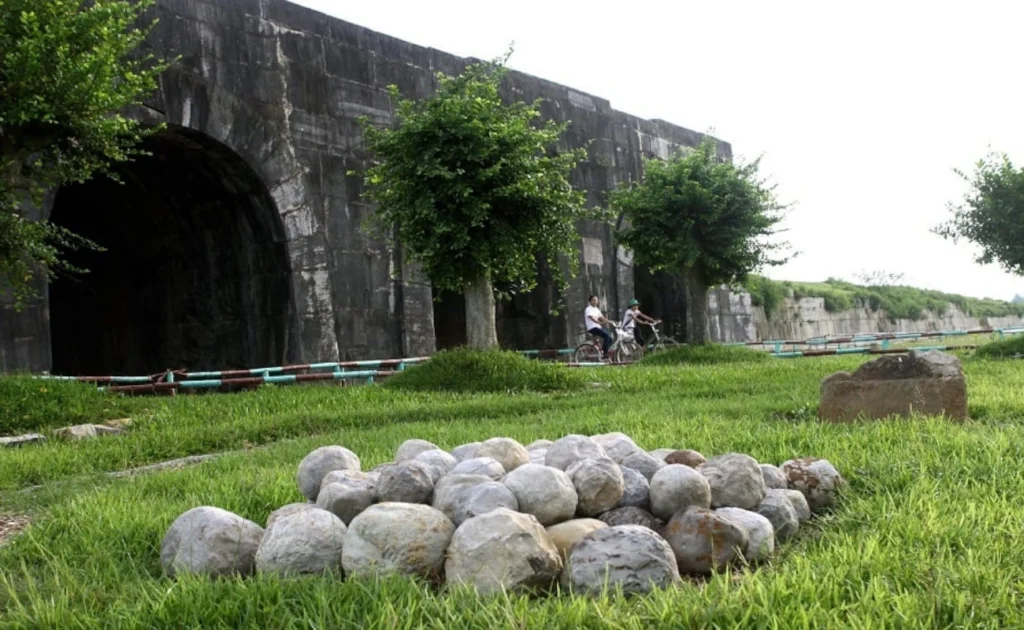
294;0;1024;301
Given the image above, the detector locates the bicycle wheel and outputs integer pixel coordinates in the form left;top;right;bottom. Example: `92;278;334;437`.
613;340;644;364
648;337;679;353
630;341;645;361
573;342;603;363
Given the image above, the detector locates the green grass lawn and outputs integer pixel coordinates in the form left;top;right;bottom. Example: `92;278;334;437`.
2;352;1024;628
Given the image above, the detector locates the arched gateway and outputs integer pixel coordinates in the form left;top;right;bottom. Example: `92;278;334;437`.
49;126;293;375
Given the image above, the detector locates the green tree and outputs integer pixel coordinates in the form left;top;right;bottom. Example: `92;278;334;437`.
934;152;1024;276
359;51;597;348
612;138;791;344
0;0;167;309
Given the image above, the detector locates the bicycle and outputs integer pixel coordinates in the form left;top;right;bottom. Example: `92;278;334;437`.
573;322;645;364
643;322;681;354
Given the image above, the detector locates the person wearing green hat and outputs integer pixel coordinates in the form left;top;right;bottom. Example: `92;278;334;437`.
621;298;660;347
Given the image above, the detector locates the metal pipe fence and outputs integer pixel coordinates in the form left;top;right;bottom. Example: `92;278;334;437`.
27;325;1019;395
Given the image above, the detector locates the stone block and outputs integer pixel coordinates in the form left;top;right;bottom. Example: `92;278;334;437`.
285;65;331;115
324;46;374;84
279;31;326;68
0;434;46;448
329;20;382;53
818;350;968;422
264;0;333;38
372;58;432;98
53;423;125;441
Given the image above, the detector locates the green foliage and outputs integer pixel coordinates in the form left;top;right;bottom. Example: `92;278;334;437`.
0;375;132;435
788;279;856;313
744;274;1024;321
0;210;97;308
4;357;1024;626
743;273;787;316
358;49;597;299
974;334;1024;359
935;152;1024;276
639;343;768;366
612;137;791;288
0;0;168;309
384;348;587;393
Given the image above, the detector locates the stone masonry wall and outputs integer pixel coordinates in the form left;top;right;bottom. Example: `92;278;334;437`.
0;0;728;373
707;287;1024;343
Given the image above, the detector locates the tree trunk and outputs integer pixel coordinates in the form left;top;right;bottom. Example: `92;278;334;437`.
464;275;499;349
685;267;710;345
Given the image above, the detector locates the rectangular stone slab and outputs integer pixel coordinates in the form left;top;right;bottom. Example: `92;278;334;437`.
0;434;46;448
818;350;968;421
819;375;968;421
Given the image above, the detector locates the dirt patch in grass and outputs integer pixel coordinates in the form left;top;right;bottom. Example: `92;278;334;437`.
0;513;30;546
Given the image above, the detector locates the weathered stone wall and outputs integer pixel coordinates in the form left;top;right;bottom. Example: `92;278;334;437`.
0;194;52;374
707;287;1024;342
0;0;727;374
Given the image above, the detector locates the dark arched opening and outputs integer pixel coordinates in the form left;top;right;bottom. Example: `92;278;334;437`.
633;267;688;342
48;126;292;375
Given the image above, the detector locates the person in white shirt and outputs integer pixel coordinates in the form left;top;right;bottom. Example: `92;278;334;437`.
584;295;613;356
621;298;660;346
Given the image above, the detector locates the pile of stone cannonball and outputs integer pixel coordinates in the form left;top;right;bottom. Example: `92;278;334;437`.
160;433;844;595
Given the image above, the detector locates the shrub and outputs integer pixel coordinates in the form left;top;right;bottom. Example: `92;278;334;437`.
384;348;588;393
975;335;1024;359
0;375;132;435
818;288;854;313
640;344;769;366
744;275;787;317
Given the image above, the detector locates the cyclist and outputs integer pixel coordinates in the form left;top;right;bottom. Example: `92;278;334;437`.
622;298;660;347
584;295;613;357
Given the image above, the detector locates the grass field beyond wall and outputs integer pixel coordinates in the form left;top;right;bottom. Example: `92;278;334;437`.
1;352;1023;629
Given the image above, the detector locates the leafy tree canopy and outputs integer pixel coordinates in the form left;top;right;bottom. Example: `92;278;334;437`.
0;0;168;309
359;50;600;300
934;152;1024;276
611;136;791;342
612;136;790;287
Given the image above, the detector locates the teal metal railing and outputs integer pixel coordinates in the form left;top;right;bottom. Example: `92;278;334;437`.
26;325;1020;395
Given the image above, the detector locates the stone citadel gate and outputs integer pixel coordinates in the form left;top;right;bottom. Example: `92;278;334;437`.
0;0;730;375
